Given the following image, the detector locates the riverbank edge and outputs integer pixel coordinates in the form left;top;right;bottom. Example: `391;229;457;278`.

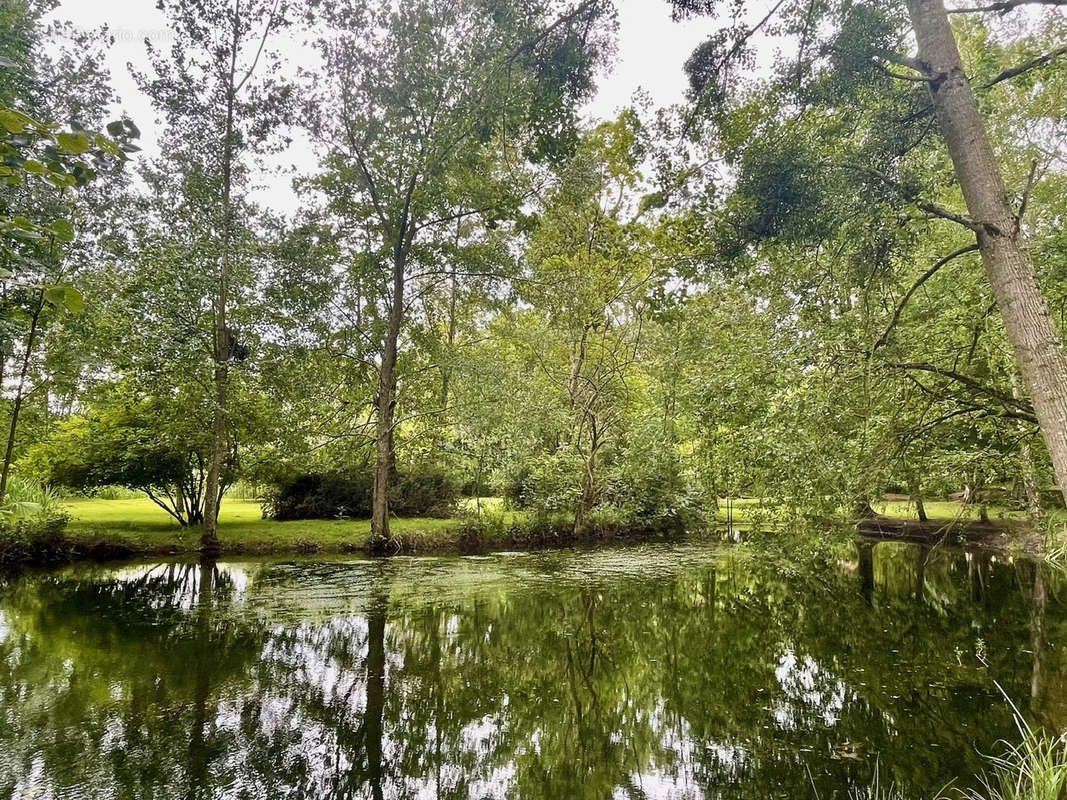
0;517;703;567
1;510;1045;568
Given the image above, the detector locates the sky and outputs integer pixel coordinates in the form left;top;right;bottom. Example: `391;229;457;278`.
50;0;725;215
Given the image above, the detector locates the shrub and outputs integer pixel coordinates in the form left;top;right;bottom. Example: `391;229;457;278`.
266;464;459;521
606;417;705;527
0;512;71;564
267;471;375;521
0;476;65;520
91;485;143;500
391;465;459;517
505;449;583;516
0;477;71;564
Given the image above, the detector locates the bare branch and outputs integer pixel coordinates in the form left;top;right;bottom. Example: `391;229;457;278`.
234;0;282;93
1016;158;1041;229
915;199;988;233
870;58;931;82
869;48;930;75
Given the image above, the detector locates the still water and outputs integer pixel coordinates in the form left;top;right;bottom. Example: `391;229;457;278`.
0;540;1062;799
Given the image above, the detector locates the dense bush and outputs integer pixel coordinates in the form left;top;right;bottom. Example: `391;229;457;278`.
392;467;459;517
0;512;71;565
266;464;459;521
604;418;705;526
0;478;71;564
267;471;374;521
502;449;584;516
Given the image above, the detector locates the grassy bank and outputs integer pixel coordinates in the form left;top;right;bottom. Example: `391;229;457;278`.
4;492;1058;566
61;497;466;556
45;495;668;561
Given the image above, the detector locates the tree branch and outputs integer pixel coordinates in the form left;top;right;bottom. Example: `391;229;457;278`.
1016;157;1041;230
915;199;986;232
234;0;282;93
874;244;980;350
980;44;1067;89
948;0;1066;13
884;361;1036;417
683;0;787;134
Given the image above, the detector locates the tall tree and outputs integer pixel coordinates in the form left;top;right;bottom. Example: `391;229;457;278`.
904;0;1067;504
309;0;614;547
138;0;294;549
520;113;655;531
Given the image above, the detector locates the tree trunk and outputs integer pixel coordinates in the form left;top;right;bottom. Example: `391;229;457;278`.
1020;439;1046;524
0;294;43;505
200;6;242;553
371;254;406;549
909;477;928;522
1013;373;1047;524
1030;562;1051;729
188;556;216;800
440;225;460;410
574;420;600;535
907;0;1067;506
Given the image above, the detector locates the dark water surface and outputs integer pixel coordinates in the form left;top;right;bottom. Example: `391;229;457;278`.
1;540;1063;799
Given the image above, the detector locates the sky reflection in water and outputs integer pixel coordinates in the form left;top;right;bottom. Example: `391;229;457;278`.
0;540;1062;799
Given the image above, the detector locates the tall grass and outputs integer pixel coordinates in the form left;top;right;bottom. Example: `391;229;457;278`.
848;764;909;799
91;485;143;500
0;476;64;520
818;690;1067;800
955;698;1067;800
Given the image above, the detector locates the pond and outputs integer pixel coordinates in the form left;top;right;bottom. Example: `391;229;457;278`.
0;540;1062;799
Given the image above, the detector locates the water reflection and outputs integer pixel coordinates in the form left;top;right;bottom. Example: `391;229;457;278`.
0;541;1063;799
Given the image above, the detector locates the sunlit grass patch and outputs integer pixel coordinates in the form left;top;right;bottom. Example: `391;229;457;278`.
58;496;469;555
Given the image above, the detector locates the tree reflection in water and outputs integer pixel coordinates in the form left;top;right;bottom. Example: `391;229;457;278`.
0;541;1063;799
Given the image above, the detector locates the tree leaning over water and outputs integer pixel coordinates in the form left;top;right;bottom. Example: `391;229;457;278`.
671;0;1067;505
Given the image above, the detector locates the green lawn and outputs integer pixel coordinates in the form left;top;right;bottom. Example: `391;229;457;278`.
62;496;462;555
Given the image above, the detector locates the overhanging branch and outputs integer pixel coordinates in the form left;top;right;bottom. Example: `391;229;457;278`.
873;244;980;350
948;0;1066;13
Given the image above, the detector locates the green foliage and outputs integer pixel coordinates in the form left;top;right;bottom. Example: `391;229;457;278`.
0;474;63;520
605;414;702;526
266;464;459;522
267;471;375;521
510;448;585;517
0;96;137;289
27;391;236;526
0;510;69;564
0;477;69;565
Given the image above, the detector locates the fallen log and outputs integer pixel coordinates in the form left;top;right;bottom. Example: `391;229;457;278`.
855;515;1027;551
